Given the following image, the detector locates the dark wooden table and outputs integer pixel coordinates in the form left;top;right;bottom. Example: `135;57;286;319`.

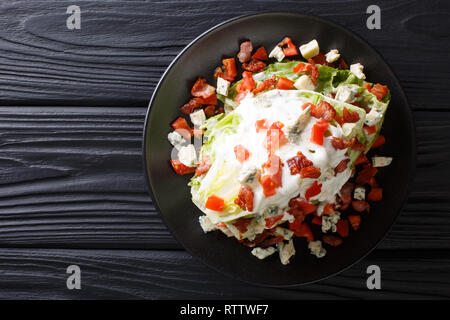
0;0;449;299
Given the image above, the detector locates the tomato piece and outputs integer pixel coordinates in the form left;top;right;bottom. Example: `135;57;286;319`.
293;62;312;73
201;94;218;106
234;185;254;212
293;222;314;242
322;203;335;215
372;135;386;149
234;91;248;104
355;154;369;166
205;195;225;212
368;187;383;201
300;166;321;179
334;159;350;175
310;118;329;145
312;216;322;225
369;83;389;101
290;199;317;214
322;234;343;247
264;121;288;153
275;77;295;90
170;160;195;175
234;145;250;163
253;75;277;95
280;37;299;56
311;101;336;122
237;41;253;63
368;176;378;188
171;117;192;139
348;215;361;230
363;83;372;91
307;59;319;85
252;46;268;61
289;220;302;231
242;59;266;73
356;164;378;185
255;119;269;132
259;155;283;197
191;77;215;99
342;107;360;123
233;217;253;233
286;152;313;175
336;220;349;238
364;125;377;135
352;200;370;212
237;71;256;92
265;214;284;228
195;155;211;177
305;181;322;201
302;102;315;110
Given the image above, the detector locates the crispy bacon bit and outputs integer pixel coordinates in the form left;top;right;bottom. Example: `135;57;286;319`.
311;101;336;122
322;203;335;215
259;235;284;248
311;52;329;66
356;164;378;185
335;159;350;175
368;187;383;201
352;200;370;212
300;166;321;179
237;41;253;63
252;46;268;61
348;215;361;230
338;182;354;210
331;137;348;150
195;155;211;177
242;229;275;247
204;105;216;118
265;214;284;228
323;234;343;247
234;185;254;212
355;154;369;165
287;152;313;175
307;59;320;85
342;107;360;123
215;58;238;82
242;59;266;73
369;83;389;101
338;58;348;70
180;97;203;115
191;78;215;99
336;220;349;238
253;75;277;95
233;217;253;233
347;137;366;151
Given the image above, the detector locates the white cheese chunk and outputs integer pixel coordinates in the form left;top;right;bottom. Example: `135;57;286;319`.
354;186;366;200
294;75;315;91
251;246;276;260
308;240;327;258
350;63;366;80
269;45;285;62
372;156;393;167
299;39;319;59
322;212;340;233
216;77;230;96
325;49;340;63
275;227;294;240
199;215;217;233
189;109;206;127
178;144;197;167
335;84;357;103
238;166;260;185
286;106;311;142
365;107;383;126
167;131;187;150
277;239;295;265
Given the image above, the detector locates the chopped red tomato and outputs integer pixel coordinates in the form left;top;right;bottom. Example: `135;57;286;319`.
237;41;253;63
171;117;192;139
312;216;322;225
242;59;266;73
342;107;360;123
234;91;248;104
368;176;378;188
280;37;299;56
322;203;335;215
264;121;288;153
310;118;329;145
201;94;218;106
336;220;349;238
255;119;269;132
352;200;370;212
191;78;215;99
369;83;389;101
356;164;378;185
364;125;377;135
205;195;225;212
331;137;348;150
290;199;317;214
323;234;343;247
355;154;369;165
307;59;319;85
293;223;314;242
348;215;361;230
195;155;211;177
265;214;284;228
368;187;383;201
237;71;255;93
372;135;386;149
286;152;313;175
305;181;322;201
293;62;312;73
233;217;253;233
234;145;250;163
259;155;283;197
252;46;268;61
234;185;254;212
300;166;321;179
363;83;372;91
275;77;295;90
311;101;336;122
335;159;350;175
253;75;277;95
170;160;195;175
302;102;315;110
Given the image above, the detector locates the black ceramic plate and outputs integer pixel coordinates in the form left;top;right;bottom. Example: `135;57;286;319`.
143;13;416;286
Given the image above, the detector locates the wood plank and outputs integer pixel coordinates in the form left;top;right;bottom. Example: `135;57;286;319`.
0;0;446;108
0;248;449;299
0;106;448;249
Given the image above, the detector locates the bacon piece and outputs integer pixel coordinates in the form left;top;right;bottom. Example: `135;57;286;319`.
242;229;275;247
311;101;336;122
331;137;348;150
233;217;253;233
191;78;215;99
322;203;335;215
338;181;354;210
343;107;360;123
307;59;320;85
242;59;266;73
253;75;277;95
180;97;203;115
369;83;389;101
258;235;284;248
323;234;343;247
234;185;254;212
356;164;378;185
352;200;370;212
300;166;321;179
237;41;253;63
335;159;350;175
195;155;211;177
338;58;348;70
311;52;329;66
286;152;313;175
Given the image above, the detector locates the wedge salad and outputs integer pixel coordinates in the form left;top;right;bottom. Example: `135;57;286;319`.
168;37;392;265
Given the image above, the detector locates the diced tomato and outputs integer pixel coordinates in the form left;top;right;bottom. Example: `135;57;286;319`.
293;62;312;73
265;214;284;228
234;91;248;104
290;199;317;214
252;46;268;61
305;181;322;201
205;195;225;212
363;83;372;91
233;217;253;233
342;107;360;123
302;102;315;110
311;101;336;122
312;216;322;225
356;164;378;185
300;166;321;179
237;71;255;93
310;118;329;145
286;152;313;175
331;137;348;150
364;125;377;135
264;121;288;153
336;220;349;238
311;52;329;65
280;37;299;56
234;145;250;163
170;160;195;175
171;117;192;139
369;83;389;101
368;187;383;201
234;185;254;212
237;41;253;63
259;154;283;197
201;94;218;106
372;135;386;149
368;176;378;188
242;59;266;73
253;75;277;95
355;154;369;165
289;220;302;232
195;155;211;177
348;215;361;230
307;59;319;85
255;119;269;132
352;200;370;212
322;234;343;247
191;77;215;99
275;77;295;90
334;159;350;175
294;223;314;242
322;203;335;215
